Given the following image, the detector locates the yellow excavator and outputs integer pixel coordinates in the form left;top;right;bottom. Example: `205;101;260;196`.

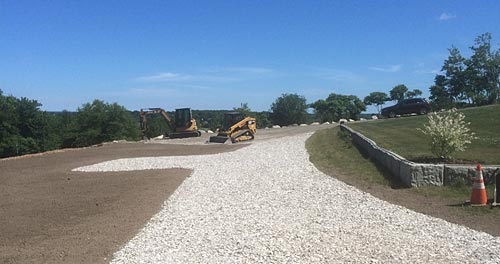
209;112;257;143
140;107;201;139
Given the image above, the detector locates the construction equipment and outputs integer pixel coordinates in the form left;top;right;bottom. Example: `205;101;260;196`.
209;112;256;143
140;107;201;139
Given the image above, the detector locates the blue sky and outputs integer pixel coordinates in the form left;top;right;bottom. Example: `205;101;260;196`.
1;1;499;113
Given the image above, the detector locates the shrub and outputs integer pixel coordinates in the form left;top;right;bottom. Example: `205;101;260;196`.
419;108;476;159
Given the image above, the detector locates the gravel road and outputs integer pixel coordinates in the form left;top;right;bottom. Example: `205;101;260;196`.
75;133;500;263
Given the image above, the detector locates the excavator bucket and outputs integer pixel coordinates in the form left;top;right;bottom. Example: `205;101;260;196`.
209;135;229;143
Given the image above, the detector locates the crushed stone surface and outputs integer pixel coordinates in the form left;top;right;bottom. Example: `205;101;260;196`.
74;133;500;263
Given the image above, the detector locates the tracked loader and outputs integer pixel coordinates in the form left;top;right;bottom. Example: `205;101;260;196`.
209;112;256;143
140;107;202;139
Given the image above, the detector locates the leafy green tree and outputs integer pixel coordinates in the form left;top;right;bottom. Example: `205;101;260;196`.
253;111;272;128
232;103;272;128
389;84;422;102
270;93;308;126
389;84;408;102
436;33;500;106
38;112;64;151
58;110;78;146
442;46;470;103
310;93;366;122
192;109;272;130
405;89;422;98
0;91;144;158
64;100;141;147
0;90;20;157
429;75;453;110
466;33;500;105
0;89;62;157
16;97;46;153
192;110;225;130
309;99;331;122
363;92;389;114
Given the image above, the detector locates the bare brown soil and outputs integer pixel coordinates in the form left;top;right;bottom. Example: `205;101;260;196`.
0;142;243;264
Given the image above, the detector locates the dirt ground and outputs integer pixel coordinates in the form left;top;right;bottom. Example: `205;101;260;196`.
0;125;331;264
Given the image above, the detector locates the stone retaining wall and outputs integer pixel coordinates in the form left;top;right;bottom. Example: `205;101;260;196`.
341;125;499;187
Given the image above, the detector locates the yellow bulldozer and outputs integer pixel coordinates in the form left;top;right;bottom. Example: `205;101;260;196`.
140;107;201;139
209;112;257;143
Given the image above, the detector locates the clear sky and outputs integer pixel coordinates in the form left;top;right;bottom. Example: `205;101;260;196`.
1;1;499;113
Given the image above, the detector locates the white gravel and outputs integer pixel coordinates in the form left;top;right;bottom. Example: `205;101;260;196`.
74;133;500;263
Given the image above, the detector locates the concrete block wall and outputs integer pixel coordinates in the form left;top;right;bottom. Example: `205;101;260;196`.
341;125;499;187
444;166;499;185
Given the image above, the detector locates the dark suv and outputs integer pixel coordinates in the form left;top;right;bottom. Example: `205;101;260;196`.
381;98;431;118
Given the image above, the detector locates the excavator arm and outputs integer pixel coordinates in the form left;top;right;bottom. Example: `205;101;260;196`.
140;108;175;134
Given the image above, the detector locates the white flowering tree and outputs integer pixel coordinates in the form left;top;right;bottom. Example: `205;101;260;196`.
419;109;476;159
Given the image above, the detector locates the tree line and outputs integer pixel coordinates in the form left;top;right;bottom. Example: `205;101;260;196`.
0;92;141;158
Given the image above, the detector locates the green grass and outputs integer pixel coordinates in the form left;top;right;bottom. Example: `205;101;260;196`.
348;104;500;165
306;127;399;188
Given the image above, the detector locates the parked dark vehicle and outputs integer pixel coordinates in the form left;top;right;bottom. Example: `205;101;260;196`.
381;98;431;118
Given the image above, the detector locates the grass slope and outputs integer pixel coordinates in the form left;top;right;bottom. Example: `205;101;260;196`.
348;104;500;165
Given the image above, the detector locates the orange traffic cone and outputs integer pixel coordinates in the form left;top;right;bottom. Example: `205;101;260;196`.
470;163;487;206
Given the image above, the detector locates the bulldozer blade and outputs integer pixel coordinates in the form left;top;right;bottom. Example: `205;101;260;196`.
209;136;229;143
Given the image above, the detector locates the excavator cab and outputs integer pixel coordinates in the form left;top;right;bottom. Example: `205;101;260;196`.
209;112;256;143
170;108;201;138
174;108;194;129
